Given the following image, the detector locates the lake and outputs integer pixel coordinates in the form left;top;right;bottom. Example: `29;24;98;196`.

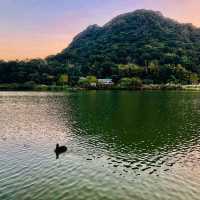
0;91;200;200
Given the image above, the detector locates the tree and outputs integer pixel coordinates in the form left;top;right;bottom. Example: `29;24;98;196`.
119;77;142;88
78;78;90;87
189;73;199;84
57;74;69;86
86;76;97;84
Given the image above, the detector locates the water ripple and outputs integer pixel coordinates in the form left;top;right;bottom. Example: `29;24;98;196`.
1;91;200;200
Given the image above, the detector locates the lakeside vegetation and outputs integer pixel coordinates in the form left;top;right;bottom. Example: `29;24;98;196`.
0;83;70;91
0;57;199;91
1;82;200;91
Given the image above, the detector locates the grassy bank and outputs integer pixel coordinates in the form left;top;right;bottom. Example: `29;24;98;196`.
0;83;200;91
78;84;200;91
0;84;71;91
182;85;200;91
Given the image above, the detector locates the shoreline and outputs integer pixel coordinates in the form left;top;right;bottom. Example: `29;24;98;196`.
76;84;200;91
0;84;71;92
0;84;200;91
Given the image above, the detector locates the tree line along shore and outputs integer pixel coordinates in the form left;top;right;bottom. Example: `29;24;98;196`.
0;59;200;91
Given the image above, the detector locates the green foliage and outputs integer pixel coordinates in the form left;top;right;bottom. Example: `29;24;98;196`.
118;64;144;77
86;76;97;83
189;73;199;84
120;77;142;88
23;81;36;90
119;78;132;87
57;74;69;85
78;76;97;87
0;59;69;85
33;84;49;91
78;78;90;87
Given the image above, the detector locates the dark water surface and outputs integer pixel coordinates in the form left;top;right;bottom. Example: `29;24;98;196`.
0;91;200;200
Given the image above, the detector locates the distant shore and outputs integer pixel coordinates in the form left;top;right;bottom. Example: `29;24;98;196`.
0;83;200;91
75;84;200;91
0;84;71;91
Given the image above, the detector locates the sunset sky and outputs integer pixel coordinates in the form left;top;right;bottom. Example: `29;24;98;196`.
1;0;200;60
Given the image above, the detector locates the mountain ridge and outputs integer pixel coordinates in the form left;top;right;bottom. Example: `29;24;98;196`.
66;9;200;50
49;9;200;84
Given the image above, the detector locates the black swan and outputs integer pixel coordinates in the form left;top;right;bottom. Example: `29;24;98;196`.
55;144;67;159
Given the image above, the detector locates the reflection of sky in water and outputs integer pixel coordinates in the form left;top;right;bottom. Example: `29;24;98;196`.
0;92;71;145
0;91;200;200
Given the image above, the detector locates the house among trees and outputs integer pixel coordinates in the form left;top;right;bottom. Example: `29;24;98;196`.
78;77;114;88
98;79;114;86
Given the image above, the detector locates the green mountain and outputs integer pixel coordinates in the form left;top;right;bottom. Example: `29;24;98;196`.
49;9;200;84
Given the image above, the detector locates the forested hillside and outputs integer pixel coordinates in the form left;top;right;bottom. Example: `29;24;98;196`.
50;9;200;84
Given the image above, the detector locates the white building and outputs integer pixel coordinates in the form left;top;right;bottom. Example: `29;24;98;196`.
98;79;113;85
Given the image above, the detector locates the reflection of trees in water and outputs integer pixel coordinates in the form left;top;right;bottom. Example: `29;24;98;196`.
59;91;200;154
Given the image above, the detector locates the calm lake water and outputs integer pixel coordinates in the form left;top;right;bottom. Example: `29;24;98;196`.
0;91;200;200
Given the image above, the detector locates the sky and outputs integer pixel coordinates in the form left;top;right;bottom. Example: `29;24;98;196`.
1;0;200;60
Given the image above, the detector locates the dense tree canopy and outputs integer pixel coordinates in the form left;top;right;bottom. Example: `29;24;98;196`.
0;59;69;85
49;9;200;84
